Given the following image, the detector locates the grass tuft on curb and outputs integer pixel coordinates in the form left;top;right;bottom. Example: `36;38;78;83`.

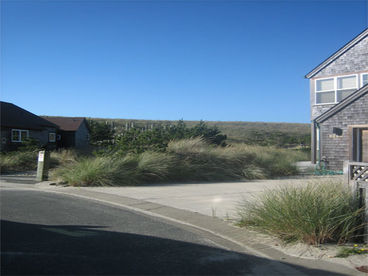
237;181;365;245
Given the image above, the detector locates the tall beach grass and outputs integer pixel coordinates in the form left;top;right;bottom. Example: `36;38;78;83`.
52;137;306;186
0;151;38;173
0;149;78;174
237;180;365;245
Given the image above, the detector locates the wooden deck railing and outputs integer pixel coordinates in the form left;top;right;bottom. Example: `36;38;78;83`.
346;162;368;243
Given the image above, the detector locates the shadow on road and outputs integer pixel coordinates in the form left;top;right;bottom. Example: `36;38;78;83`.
1;220;346;275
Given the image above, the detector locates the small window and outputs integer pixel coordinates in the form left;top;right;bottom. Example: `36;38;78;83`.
337;75;357;101
337;75;356;89
316;78;334;91
11;130;19;142
337;89;356;102
315;75;358;104
20;131;28;141
49;133;56;142
11;129;29;142
316;78;335;104
316;91;335;104
362;73;368;86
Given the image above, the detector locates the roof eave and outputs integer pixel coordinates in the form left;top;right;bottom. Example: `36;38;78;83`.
305;28;368;79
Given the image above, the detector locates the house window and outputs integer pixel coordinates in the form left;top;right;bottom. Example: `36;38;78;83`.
49;133;56;142
362;73;368;86
315;75;358;104
316;78;335;104
336;75;357;102
11;129;29;142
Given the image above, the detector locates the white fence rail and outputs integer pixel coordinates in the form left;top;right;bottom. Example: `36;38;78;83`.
346;162;368;243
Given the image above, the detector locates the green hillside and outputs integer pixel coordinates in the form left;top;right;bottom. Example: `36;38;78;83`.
88;118;311;147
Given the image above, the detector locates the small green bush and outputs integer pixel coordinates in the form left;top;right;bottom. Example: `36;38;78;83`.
52;157;118;186
136;152;176;183
0;151;38;173
336;244;368;257
237;181;365;245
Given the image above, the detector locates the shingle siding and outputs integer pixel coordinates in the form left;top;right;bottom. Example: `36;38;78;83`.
75;122;89;148
0;126;57;151
310;36;368;121
314;36;368;78
319;92;368;170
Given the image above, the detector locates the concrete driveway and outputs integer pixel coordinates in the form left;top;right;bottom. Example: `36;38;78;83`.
75;176;343;219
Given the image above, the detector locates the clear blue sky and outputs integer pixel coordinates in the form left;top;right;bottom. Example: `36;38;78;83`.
1;0;367;123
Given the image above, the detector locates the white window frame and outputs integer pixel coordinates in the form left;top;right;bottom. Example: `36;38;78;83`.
315;74;358;105
49;132;56;142
361;73;368;87
11;129;29;142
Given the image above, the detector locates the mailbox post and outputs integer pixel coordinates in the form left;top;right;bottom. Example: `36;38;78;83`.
36;150;50;181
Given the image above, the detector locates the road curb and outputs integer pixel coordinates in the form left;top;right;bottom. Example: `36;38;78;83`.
29;184;363;276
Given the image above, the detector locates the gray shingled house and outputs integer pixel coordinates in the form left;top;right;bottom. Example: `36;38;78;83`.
0;101;58;151
41;116;90;149
306;28;368;171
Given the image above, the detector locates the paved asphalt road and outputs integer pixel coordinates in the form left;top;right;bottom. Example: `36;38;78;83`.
1;189;274;275
0;184;350;275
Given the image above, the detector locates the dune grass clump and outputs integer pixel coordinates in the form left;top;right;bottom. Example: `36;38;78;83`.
52;137;306;186
52;152;177;186
237;181;365;245
0;151;38;173
0;149;80;174
50;149;78;168
167;138;244;181
167;139;301;180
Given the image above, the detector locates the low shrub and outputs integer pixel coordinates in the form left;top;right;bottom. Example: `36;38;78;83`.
50;149;78;168
52;157;118;186
336;244;368;257
167;138;243;181
136;152;176;183
52;152;177;186
0;151;38;173
237;181;365;245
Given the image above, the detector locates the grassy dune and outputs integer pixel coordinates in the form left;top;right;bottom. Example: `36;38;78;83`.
89;118;311;146
52;138;307;186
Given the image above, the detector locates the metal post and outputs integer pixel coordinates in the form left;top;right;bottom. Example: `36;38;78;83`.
36;150;50;181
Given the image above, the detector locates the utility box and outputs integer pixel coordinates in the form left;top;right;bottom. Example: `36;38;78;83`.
36;150;50;181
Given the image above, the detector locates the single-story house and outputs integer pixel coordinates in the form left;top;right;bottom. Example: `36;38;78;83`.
41;116;90;148
306;28;368;170
0;101;58;151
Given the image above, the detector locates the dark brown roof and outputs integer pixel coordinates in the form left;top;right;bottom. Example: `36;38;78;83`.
314;84;368;123
41;116;88;131
0;101;58;130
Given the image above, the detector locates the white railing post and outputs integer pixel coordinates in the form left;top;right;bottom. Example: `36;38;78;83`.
346;162;368;243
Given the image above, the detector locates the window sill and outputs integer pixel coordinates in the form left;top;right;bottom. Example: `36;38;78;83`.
313;103;337;106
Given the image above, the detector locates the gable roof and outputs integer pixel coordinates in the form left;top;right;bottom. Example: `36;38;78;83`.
0;101;58;130
42;116;88;131
314;84;368;123
305;28;368;79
